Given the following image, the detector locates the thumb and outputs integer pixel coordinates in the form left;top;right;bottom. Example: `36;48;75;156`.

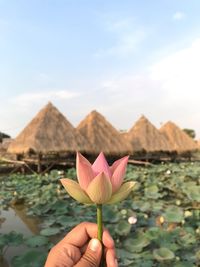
75;238;102;267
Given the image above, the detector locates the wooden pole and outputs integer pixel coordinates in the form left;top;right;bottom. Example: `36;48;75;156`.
37;153;42;173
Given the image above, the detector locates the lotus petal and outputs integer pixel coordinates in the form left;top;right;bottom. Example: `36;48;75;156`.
92;152;111;178
106;181;136;204
60;178;92;204
110;156;129;193
86;172;112;204
76;152;94;190
110;156;128;174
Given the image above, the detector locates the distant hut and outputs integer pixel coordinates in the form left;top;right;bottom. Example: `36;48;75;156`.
124;115;173;154
159;121;198;153
77;110;132;156
8;102;89;156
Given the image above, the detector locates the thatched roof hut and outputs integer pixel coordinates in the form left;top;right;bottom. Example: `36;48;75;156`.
77;110;132;155
198;140;200;150
1;138;13;150
8;102;89;155
159;121;198;153
124;115;173;153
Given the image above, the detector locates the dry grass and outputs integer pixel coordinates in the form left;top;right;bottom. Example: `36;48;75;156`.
159;121;198;153
124;115;173;153
198;140;200;149
7;102;199;156
8;102;90;154
77;110;132;155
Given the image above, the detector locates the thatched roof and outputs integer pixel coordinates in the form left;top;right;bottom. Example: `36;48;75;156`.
124;115;173;152
8;102;89;154
198;140;200;149
77;110;132;155
159;121;198;153
1;138;13;150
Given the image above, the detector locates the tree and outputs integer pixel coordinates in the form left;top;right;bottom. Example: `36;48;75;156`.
0;132;10;142
183;128;196;139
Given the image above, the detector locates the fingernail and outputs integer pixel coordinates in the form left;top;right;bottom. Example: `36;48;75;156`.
89;238;101;252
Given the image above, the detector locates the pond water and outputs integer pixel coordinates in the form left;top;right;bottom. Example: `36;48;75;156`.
0;205;40;266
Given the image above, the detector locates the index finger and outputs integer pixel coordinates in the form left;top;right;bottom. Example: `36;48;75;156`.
63;222;115;249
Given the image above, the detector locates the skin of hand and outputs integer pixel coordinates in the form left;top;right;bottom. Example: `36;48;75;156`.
44;222;118;267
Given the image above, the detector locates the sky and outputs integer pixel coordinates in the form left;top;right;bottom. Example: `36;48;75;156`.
0;0;200;139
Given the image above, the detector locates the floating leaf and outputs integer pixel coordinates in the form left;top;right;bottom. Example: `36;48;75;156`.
124;233;150;252
153;247;175;261
25;235;49;247
116;248;135;259
0;232;23;247
184;186;200;201
174;262;195;267
11;250;47;267
145;185;161;199
115;221;131;236
40;227;60;236
103;206;120;223
163;206;184;223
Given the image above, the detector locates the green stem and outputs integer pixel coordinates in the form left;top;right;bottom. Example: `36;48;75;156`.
97;204;104;267
97;204;103;241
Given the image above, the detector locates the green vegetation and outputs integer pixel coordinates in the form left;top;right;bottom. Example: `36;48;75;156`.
182;128;196;139
1;163;200;266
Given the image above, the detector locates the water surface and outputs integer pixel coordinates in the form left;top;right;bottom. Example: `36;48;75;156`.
0;205;40;266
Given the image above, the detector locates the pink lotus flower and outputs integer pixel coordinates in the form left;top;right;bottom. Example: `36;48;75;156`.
60;152;136;204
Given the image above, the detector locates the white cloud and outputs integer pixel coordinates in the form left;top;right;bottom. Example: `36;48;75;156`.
100;38;200;137
173;11;185;21
150;38;200;103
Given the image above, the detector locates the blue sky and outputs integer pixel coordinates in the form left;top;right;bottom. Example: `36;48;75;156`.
0;0;200;138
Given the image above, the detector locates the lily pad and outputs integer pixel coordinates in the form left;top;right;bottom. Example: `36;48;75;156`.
0;232;23;247
174;262;195;267
25;235;49;247
145;185;161;199
103;206;120;223
145;227;161;240
178;232;196;246
115;221;131;236
11;250;47;267
153;247;175;261
116;248;135;259
184;186;200;201
163;206;184;222
40;227;60;236
124;233;150;252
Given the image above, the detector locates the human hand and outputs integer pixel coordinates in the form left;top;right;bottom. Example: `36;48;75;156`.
44;222;118;267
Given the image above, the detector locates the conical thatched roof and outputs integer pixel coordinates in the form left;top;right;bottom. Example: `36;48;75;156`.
8;102;89;154
124;115;173;152
159;121;198;153
77;110;132;155
198;140;200;150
